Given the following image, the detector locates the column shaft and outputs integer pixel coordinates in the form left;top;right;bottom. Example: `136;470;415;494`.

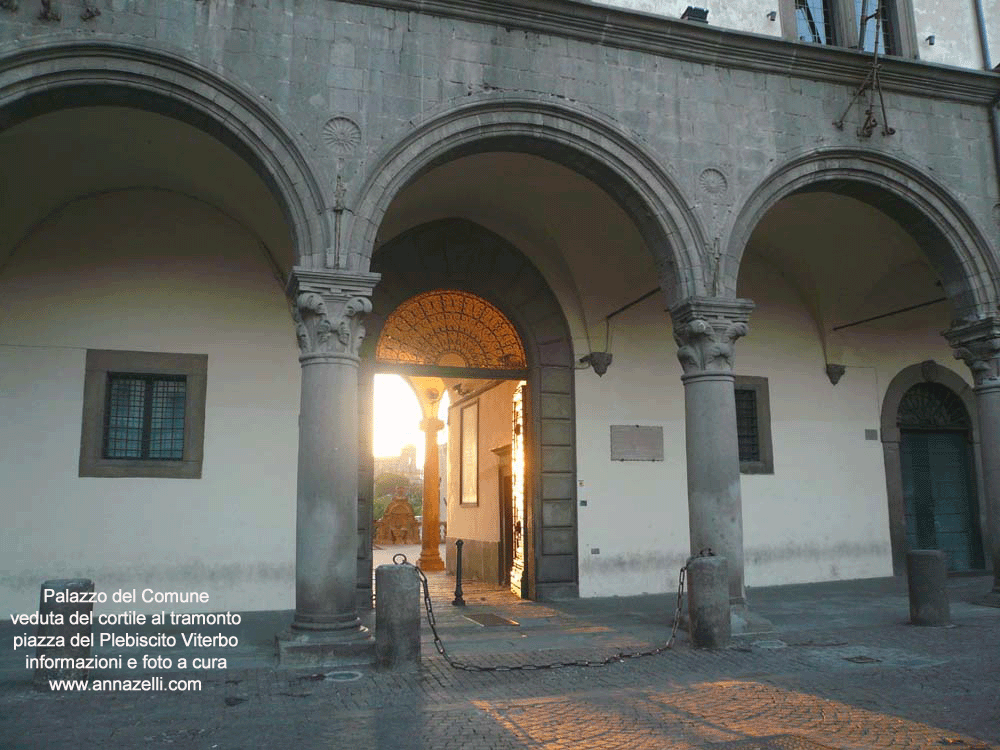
418;419;444;572
973;381;1000;594
683;370;745;604
294;357;362;629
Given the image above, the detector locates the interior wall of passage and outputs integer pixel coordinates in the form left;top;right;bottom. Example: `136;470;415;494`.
445;380;520;583
0;189;299;615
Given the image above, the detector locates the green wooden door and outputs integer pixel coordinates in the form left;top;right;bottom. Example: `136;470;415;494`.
900;430;984;571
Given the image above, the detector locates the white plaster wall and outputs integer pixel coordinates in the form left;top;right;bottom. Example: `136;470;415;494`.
914;0;991;68
446;381;519;543
575;300;690;597
589;0;782;38
0;189;300;615
737;253;963;588
574;248;966;597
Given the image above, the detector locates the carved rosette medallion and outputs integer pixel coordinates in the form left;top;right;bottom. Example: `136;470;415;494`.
671;297;754;377
288;269;380;365
699;168;728;196
322;117;361;156
945;317;1000;387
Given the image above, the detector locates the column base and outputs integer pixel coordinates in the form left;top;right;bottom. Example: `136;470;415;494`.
677;604;774;637
730;603;774;635
417;550;445;572
275;625;374;668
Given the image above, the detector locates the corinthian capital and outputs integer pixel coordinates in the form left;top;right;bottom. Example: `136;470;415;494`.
945;316;1000;386
288;268;380;362
670;296;754;376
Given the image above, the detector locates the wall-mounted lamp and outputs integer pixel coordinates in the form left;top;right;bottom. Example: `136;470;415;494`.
579;352;613;377
766;11;777;21
925;34;935;45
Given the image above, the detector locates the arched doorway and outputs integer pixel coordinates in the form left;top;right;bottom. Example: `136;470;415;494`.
882;363;987;574
358;219;578;602
897;382;985;572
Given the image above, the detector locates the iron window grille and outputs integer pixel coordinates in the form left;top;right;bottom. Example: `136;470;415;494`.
103;373;187;460
795;0;836;45
735;388;761;463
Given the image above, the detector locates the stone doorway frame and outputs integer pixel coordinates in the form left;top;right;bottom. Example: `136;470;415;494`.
357;219;579;604
880;361;986;575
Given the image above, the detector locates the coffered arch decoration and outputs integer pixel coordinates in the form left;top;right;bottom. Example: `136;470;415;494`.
880;361;983;575
358;218;578;603
376;290;527;371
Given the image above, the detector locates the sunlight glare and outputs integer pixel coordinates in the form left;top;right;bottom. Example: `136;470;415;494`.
373;374;449;463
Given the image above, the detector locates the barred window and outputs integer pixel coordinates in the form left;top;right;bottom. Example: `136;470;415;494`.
80;350;207;479
104;374;187;460
735;388;760;463
855;0;893;54
733;376;774;475
782;0;914;58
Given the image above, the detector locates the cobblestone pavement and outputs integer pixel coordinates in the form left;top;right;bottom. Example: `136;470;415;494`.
2;561;998;750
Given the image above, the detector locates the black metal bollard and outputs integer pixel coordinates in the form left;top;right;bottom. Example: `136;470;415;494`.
452;539;466;606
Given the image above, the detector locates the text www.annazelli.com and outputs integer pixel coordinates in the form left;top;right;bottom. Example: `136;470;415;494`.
48;677;202;691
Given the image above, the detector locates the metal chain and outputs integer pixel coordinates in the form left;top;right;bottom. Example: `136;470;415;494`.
393;554;687;672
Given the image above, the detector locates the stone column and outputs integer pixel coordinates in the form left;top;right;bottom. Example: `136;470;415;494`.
277;268;380;666
671;297;769;633
418;417;446;572
947;317;1000;605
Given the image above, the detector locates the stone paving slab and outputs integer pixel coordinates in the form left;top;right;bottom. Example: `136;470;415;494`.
1;566;998;749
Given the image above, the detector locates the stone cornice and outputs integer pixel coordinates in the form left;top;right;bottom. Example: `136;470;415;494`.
343;0;1000;106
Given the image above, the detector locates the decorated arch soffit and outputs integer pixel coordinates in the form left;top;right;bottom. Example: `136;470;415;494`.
376;290;527;371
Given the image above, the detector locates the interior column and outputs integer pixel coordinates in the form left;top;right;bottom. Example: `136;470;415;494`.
418;417;445;572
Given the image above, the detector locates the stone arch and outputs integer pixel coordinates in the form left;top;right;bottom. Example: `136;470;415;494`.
345;94;706;306
880;361;983;574
724;149;999;320
0;38;329;265
360;219;578;601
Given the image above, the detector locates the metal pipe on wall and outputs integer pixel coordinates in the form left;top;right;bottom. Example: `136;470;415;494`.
973;0;1000;211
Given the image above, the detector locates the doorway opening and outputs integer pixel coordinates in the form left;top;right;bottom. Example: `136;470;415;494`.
370;288;532;595
898;382;985;572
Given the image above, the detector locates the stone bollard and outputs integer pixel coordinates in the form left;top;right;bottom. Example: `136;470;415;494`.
907;549;951;626
686;555;730;649
375;564;421;670
33;578;95;690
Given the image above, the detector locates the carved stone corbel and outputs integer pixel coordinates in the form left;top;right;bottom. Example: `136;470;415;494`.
945;316;1000;387
670;297;754;376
